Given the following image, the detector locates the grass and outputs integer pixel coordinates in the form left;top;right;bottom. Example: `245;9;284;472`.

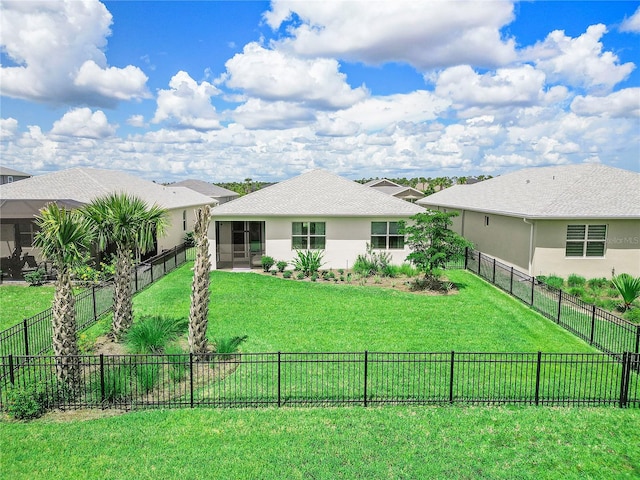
0;284;56;331
1;407;638;479
127;265;596;353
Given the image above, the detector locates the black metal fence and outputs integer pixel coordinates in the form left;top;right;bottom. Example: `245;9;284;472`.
1;351;638;410
464;250;640;358
0;244;194;362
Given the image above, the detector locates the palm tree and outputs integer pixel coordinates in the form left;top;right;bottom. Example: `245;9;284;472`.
188;207;211;357
611;274;640;311
34;203;95;392
83;193;168;339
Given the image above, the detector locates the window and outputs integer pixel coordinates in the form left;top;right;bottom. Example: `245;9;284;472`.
7;176;13;183
292;222;326;249
371;221;404;249
18;223;38;247
565;224;606;257
182;210;187;231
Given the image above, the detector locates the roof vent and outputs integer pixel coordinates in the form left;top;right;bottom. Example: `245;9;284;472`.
525;179;530;184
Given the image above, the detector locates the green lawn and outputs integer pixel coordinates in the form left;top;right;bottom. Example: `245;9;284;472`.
0;284;55;331
127;265;596;353
1;406;638;480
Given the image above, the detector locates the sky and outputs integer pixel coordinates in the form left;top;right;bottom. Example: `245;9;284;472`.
1;0;639;183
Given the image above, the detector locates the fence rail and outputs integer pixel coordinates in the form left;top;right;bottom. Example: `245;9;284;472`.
0;244;194;363
463;249;640;358
1;351;638;410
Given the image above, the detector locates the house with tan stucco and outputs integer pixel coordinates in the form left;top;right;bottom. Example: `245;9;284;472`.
417;164;640;278
208;169;425;270
0;167;214;275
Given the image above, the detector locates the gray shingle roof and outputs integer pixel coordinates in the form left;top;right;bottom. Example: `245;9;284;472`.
172;179;239;199
0;167;214;210
417;164;640;219
212;169;425;217
0;166;31;177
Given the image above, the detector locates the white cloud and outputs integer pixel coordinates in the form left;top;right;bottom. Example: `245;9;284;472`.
264;0;517;69
0;118;19;140
571;88;640;118
620;7;640;33
0;0;149;105
222;42;368;109
50;108;117;139
230;98;316;130
153;71;222;130
522;24;635;93
127;115;147;128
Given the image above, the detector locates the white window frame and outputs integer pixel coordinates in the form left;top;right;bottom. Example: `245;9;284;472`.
292;222;326;250
565;224;607;258
371;221;405;250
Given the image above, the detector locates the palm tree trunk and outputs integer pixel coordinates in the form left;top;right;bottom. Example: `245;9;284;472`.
189;208;211;358
112;246;133;338
51;268;80;393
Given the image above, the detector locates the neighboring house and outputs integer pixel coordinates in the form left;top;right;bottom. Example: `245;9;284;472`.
0;167;214;274
364;178;425;202
208;169;425;270
417;164;640;278
0;166;31;185
171;179;239;204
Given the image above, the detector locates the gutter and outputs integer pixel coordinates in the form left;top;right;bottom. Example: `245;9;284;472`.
523;218;534;275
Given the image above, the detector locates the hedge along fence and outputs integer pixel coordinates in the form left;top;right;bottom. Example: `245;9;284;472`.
0;244;194;364
464;249;640;358
1;351;638;411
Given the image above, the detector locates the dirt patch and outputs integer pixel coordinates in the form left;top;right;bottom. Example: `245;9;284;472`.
93;335;129;355
40;408;128;422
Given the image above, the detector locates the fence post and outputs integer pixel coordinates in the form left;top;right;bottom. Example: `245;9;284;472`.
92;285;98;321
163;254;167;275
509;267;514;294
635;326;640;355
477;253;482;275
449;351;455;404
150;263;154;284
464;247;468;270
9;354;15;385
530;277;535;306
189;353;194;408
619;352;630;408
174;246;178;268
589;305;596;345
135;267;139;293
534;351;542;406
557;290;562;323
363;351;368;407
277;352;281;407
492;258;496;284
22;319;29;356
99;354;105;408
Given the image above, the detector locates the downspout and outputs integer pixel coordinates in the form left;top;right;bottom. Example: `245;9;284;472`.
461;209;465;237
523;218;534;275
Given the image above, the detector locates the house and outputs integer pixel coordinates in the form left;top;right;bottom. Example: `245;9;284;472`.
364;178;425;202
0;167;214;275
417;164;640;278
171;179;239;205
208;169;425;270
0;166;31;185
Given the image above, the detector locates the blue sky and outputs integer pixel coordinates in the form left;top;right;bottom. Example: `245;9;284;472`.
1;0;639;183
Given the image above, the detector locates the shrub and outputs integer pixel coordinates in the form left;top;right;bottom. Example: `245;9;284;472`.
165;345;188;382
271;269;278;276
567;286;585;297
310;273;318;282
126;316;187;354
296;271;305;280
135;362;160;394
24;269;45;286
214;335;248;359
276;260;288;272
542;275;564;290
567;274;586;287
282;271;292;279
99;365;132;403
261;256;275;272
587;277;609;290
352;244;392;277
4;382;50;420
292;250;324;277
184;231;195;247
611;273;640;311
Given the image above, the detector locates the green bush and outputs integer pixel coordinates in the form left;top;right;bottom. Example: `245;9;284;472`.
352;244;392;277
567;286;585;297
99;365;132;403
214;335;248;359
623;308;640;324
296;272;305;280
611;273;640;310
567;274;586;287
135;362;160;394
282;271;292;279
126;316;187;354
261;256;275;272
4;382;50;420
587;277;609;289
165;346;188;382
310;273;318;282
24;269;45;286
292;250;324;277
541;275;564;290
276;260;288;272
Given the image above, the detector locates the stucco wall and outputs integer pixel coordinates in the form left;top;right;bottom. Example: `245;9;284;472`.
209;216;414;270
158;207;202;253
532;219;640;278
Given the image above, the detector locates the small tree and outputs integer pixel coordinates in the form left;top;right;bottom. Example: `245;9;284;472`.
611;273;640;311
189;207;211;357
400;211;472;288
